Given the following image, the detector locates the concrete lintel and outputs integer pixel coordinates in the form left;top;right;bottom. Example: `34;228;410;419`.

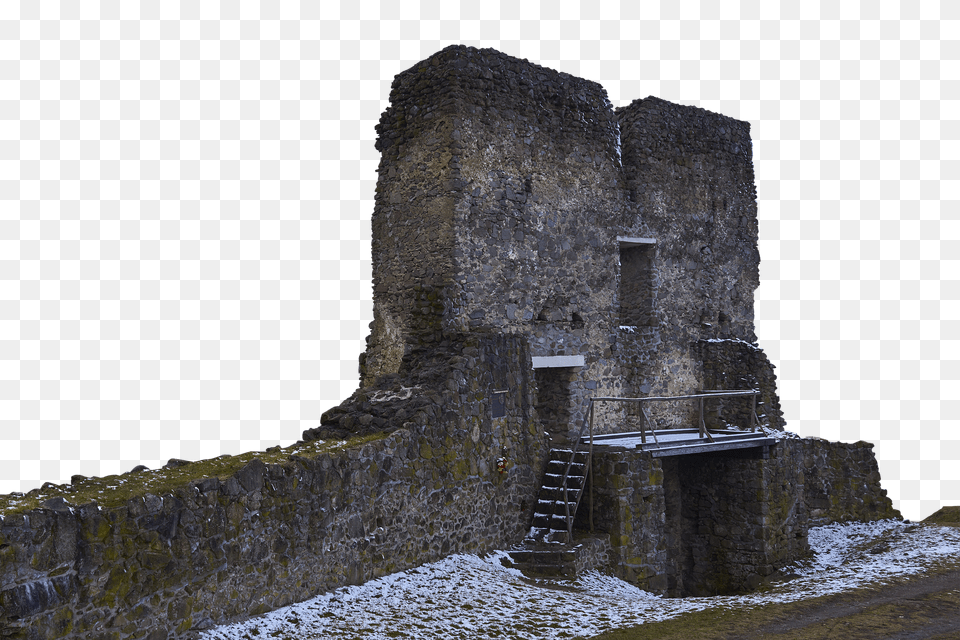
617;236;657;247
532;355;585;369
647;438;777;457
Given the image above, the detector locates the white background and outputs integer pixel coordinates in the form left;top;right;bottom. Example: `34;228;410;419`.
2;1;957;522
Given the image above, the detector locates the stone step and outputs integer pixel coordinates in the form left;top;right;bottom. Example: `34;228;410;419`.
505;535;612;579
525;528;572;544
532;509;577;520
508;549;578;565
531;513;576;530
546;460;587;473
526;526;552;540
531;510;575;522
534;501;579;517
540;473;585;490
544;464;588;479
536;497;579;508
548;449;589;464
513;562;575;577
537;484;585;500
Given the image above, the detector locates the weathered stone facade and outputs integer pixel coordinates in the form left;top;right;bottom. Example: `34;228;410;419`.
700;338;786;431
358;45;629;440
352;46;781;439
800;438;898;526
582;436;898;597
0;46;900;638
1;333;547;640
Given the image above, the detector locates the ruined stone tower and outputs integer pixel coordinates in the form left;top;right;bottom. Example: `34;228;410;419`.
1;46;899;638
342;44;783;445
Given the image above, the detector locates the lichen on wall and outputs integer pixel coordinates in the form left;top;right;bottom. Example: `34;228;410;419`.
800;438;900;525
0;45;902;638
1;330;546;640
586;437;892;597
617;97;764;424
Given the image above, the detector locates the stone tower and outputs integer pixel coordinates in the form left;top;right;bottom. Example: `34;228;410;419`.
352;44;783;441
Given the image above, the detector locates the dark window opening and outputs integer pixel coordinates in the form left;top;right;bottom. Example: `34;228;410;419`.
491;390;507;418
620;243;656;327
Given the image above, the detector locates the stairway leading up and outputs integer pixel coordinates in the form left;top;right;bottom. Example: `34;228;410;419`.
506;447;602;577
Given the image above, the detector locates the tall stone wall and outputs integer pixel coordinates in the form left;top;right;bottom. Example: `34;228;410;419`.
448;46;628;435
1;333;547;640
667;444;808;596
362;50;465;385
364;47;780;436
368;45;634;435
617;98;762;425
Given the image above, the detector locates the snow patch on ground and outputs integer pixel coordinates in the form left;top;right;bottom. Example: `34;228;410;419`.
202;520;960;640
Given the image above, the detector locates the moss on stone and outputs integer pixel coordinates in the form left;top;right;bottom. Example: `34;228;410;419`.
452;458;470;481
647;464;664;486
0;433;386;517
51;606;73;636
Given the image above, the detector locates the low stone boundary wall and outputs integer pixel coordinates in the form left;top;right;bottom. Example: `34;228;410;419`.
799;438;899;525
3;435;401;638
1;333;547;640
0;431;527;639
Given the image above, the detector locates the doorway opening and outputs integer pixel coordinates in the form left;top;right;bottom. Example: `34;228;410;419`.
534;366;577;446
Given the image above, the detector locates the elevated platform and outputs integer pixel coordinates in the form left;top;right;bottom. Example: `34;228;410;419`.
586;428;777;457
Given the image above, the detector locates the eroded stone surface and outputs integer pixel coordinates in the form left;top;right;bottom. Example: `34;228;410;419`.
0;46;899;639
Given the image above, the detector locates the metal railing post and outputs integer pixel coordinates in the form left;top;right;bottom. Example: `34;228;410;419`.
589;400;594;534
639;399;647;444
699;396;705;438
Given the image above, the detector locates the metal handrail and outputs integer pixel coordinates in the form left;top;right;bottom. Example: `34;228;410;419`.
554;389;762;540
591;389;762;443
557;400;594;541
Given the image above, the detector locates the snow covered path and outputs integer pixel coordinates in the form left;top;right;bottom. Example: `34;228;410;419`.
201;520;960;640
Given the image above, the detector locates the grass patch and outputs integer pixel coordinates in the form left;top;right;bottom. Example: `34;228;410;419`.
923;506;960;526
0;432;387;516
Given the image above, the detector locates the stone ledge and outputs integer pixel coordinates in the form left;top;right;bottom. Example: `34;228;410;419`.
617;236;657;246
532;355;585;369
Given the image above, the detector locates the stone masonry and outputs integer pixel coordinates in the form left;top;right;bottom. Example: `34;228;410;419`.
0;46;899;638
1;333;547;639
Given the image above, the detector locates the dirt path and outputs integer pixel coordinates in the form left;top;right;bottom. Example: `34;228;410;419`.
588;565;960;640
750;567;960;639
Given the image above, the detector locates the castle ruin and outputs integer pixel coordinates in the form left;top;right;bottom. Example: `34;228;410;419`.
0;46;898;639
